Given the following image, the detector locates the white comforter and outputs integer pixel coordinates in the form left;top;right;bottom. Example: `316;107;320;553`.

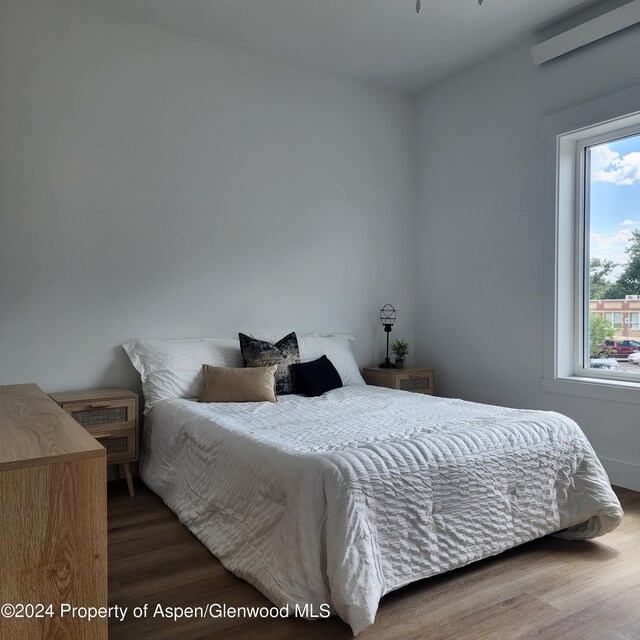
141;386;623;635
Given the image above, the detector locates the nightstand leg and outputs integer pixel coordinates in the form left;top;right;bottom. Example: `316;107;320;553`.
113;464;120;482
124;463;135;497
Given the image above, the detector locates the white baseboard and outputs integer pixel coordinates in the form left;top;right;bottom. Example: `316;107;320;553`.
599;457;640;492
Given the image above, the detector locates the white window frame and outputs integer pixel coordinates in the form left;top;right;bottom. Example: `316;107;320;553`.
541;83;640;404
630;312;640;330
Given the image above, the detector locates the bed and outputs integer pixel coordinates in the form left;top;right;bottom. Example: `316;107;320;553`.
140;383;623;635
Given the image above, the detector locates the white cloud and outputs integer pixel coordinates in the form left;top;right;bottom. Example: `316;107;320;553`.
621;219;640;226
590;228;633;278
591;145;619;175
591;144;640;186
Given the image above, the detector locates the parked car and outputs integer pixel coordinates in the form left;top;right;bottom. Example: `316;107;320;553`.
629;351;640;365
589;358;621;371
596;339;640;359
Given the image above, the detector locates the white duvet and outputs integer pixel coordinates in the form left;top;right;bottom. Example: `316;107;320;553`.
141;385;623;635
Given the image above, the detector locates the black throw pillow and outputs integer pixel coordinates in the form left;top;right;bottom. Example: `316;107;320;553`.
239;332;300;395
291;355;343;397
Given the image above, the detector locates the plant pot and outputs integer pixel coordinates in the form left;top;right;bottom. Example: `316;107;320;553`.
394;358;405;369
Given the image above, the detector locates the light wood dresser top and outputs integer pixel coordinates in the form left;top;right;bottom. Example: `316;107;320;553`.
0;383;105;471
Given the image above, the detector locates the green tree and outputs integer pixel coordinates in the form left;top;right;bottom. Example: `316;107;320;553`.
589;314;615;357
589;257;617;299
603;230;640;299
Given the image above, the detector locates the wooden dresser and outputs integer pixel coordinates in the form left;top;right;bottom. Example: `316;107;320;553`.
0;384;108;640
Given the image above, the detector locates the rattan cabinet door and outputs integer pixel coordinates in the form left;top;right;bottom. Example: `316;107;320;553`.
60;398;137;463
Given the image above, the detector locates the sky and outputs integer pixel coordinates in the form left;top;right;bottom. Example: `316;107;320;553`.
589;133;640;278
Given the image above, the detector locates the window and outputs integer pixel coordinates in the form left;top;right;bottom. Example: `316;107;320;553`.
603;312;623;328
582;128;640;378
542;84;640;398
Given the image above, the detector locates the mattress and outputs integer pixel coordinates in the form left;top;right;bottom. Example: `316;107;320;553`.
141;385;623;635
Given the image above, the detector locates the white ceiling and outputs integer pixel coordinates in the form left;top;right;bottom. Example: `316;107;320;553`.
60;0;601;92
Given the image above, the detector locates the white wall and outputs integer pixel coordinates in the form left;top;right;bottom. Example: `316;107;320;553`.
0;0;417;395
416;27;640;488
3;0;636;487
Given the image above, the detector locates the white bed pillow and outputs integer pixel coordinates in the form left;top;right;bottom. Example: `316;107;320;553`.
297;334;365;386
123;338;243;412
123;332;365;412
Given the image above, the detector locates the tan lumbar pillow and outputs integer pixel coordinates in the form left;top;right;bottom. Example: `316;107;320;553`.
199;364;278;403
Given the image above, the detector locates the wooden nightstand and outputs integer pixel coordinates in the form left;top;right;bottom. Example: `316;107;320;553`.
363;367;435;395
50;388;139;497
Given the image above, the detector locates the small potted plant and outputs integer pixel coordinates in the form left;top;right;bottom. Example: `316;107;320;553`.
391;339;409;369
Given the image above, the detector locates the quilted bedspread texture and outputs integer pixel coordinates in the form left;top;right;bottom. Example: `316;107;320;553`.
141;385;623;635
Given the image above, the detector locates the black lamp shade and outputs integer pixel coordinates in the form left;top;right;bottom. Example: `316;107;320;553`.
380;304;397;327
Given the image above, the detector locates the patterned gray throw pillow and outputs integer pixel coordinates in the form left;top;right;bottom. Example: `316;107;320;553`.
239;332;300;395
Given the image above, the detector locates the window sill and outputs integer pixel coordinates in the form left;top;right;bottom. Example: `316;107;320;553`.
541;376;640;404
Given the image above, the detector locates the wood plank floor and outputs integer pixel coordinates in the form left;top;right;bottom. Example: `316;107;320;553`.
108;482;640;639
